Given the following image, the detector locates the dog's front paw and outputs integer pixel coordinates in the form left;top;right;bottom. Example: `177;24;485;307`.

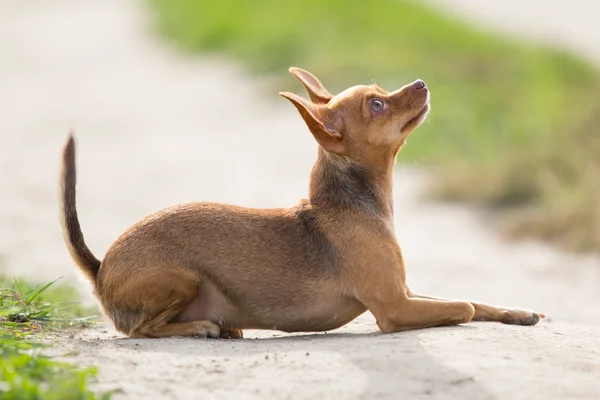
500;309;545;326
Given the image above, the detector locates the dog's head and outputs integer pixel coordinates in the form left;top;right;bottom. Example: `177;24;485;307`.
281;67;429;164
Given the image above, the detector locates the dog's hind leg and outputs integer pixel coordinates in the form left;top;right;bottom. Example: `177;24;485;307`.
126;293;221;339
129;302;221;339
103;269;222;339
407;292;544;326
132;320;221;339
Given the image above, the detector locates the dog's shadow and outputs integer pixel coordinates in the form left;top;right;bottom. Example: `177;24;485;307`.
73;315;492;400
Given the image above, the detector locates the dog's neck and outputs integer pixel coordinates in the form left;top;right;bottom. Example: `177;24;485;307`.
308;147;395;219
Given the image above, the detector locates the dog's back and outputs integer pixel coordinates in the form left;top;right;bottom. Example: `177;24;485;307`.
97;200;367;334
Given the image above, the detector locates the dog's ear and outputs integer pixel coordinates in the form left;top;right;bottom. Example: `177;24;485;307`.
280;92;344;154
288;67;333;105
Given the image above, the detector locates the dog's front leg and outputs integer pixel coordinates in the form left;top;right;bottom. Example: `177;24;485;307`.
370;295;475;333
407;292;544;326
352;256;475;333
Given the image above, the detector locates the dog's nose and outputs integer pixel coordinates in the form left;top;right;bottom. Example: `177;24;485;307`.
413;79;427;90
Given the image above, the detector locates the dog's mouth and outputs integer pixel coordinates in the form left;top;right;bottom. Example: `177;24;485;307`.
401;102;430;133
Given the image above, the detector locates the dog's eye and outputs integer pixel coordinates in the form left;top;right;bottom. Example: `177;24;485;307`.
371;99;385;113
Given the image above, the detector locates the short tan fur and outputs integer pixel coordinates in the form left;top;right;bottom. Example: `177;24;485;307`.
60;67;544;339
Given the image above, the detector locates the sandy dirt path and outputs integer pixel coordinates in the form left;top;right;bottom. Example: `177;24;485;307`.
1;0;599;399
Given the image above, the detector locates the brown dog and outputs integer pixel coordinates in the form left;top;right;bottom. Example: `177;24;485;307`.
60;67;544;339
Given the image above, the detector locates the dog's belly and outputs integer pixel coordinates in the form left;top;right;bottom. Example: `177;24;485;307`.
272;299;368;333
173;281;367;332
172;280;244;327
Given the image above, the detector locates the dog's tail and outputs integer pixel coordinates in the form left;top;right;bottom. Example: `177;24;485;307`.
60;133;101;283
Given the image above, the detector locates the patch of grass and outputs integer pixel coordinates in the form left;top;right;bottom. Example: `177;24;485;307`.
0;276;110;400
430;103;600;251
150;0;600;251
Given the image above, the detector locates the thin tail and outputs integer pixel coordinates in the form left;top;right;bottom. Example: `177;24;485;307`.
60;133;101;283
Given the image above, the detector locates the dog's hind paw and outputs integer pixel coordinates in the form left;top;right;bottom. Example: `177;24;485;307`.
190;321;221;338
219;329;244;339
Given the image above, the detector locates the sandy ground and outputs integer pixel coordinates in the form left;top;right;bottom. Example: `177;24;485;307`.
1;0;599;399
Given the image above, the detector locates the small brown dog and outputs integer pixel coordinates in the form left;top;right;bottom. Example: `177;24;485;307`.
60;67;544;339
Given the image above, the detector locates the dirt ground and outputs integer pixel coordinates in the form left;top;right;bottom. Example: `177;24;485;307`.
1;0;599;399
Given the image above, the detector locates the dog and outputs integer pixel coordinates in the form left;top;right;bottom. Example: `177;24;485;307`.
60;67;544;339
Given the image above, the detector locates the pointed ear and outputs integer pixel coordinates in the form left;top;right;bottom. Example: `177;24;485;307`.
288;67;333;105
280;91;344;154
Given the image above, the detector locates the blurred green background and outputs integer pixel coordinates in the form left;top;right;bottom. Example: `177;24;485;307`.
151;0;600;251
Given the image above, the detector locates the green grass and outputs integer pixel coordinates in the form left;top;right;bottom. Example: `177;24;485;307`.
150;0;600;251
0;276;110;400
